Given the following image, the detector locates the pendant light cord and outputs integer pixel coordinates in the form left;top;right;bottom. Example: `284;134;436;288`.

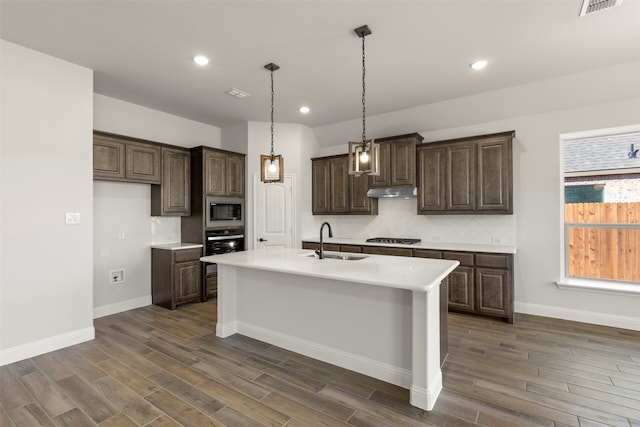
270;68;275;160
361;33;366;144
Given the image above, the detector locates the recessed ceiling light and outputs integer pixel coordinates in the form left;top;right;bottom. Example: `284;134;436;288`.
299;106;310;114
226;88;250;99
193;55;210;66
470;59;488;70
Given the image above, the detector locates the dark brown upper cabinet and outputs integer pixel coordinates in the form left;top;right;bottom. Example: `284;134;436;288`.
93;132;161;184
311;155;377;215
370;133;424;188
417;131;514;214
204;150;245;197
312;157;331;214
151;147;190;216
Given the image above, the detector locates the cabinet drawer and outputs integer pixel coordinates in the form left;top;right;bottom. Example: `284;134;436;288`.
324;243;341;252
362;246;413;257
174;248;202;263
414;249;442;259
340;244;362;253
443;251;474;266
302;242;319;250
475;253;510;269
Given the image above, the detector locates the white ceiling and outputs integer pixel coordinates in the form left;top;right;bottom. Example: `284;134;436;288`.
2;0;639;132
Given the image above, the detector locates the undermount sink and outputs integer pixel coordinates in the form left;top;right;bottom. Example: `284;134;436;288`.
306;252;368;261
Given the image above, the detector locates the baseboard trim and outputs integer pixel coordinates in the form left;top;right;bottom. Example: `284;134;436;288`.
411;378;442;412
515;302;640;331
0;326;95;367
236;321;412;389
93;296;151;319
216;321;238;338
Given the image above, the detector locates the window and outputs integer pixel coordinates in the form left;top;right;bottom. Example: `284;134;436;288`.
562;129;640;285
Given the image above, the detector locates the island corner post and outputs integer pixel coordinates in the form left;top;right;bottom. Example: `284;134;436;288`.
206;248;458;412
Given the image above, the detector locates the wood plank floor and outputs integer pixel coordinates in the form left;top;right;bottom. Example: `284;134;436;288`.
2;300;639;426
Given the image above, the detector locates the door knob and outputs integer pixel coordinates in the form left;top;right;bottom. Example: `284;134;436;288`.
258;238;268;242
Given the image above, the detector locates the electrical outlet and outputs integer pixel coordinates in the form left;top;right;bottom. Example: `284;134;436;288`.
117;231;126;240
65;212;80;224
432;236;442;242
109;269;125;284
492;237;504;245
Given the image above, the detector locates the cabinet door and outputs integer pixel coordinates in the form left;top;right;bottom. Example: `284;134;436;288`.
417;146;446;213
330;156;349;213
370;142;391;187
126;142;161;184
447;266;474;312
174;260;201;305
205;150;226;196
93;136;125;180
161;148;190;216
390;139;416;186
349;173;377;214
475;267;510;319
312;159;330;214
446;142;475;211
477;136;512;213
226;154;245;197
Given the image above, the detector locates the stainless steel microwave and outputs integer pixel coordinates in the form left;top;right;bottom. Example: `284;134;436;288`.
205;196;244;228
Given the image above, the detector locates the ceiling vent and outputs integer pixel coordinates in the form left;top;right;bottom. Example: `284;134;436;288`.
226;88;249;99
579;0;624;16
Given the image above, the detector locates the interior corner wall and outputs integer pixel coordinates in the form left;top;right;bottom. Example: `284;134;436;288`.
0;40;94;365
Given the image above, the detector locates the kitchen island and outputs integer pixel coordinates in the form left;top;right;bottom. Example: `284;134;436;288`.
201;248;459;411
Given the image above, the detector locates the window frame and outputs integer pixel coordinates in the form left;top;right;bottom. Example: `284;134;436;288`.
558;124;640;295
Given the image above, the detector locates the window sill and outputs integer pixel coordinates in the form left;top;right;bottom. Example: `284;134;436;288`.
556;278;640;296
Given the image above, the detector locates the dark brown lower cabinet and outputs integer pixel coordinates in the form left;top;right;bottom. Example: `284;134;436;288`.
447;266;475;313
476;267;511;319
301;241;514;323
205;270;218;300
361;246;413;257
301;242;340;252
152;247;202;310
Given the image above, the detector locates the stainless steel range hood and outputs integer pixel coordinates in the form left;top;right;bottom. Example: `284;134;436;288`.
367;186;417;199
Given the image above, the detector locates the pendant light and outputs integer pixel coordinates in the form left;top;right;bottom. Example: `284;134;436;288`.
261;62;284;183
348;25;380;176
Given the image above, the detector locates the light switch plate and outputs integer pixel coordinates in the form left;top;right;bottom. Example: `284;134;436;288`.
65;212;80;224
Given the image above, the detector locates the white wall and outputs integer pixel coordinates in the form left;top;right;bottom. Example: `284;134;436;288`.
92;95;222;317
0;40;94;365
309;62;640;331
94;94;222;149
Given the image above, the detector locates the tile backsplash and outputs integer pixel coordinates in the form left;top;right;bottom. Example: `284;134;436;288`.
309;198;516;246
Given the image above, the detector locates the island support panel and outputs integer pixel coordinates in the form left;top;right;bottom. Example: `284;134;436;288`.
216;264;443;411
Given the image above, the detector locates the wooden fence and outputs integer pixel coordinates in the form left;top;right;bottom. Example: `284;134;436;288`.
565;202;639;282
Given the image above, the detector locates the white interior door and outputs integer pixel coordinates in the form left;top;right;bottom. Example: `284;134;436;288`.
254;175;294;249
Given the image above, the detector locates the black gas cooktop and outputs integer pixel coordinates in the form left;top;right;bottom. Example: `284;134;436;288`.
366;237;422;245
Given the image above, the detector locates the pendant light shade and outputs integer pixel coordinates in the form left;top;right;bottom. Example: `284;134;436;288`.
348;25;380;176
261;63;284;183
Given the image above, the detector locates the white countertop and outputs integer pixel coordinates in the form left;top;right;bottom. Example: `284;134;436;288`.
151;242;203;251
302;237;517;254
201;248;459;292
